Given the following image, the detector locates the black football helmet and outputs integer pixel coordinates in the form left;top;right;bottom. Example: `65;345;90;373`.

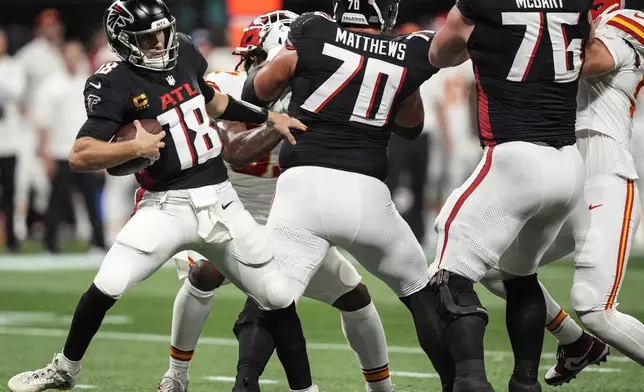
333;0;401;32
104;0;179;71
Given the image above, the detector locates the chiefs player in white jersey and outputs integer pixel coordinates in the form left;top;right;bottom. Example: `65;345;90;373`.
482;0;644;385
157;11;394;392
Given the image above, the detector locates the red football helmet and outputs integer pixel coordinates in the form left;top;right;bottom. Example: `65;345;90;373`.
591;0;625;20
233;10;298;59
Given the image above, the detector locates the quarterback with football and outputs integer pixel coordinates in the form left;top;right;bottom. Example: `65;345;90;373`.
7;1;307;391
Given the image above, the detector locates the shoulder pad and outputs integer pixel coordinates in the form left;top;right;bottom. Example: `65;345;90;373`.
288;12;335;47
177;32;200;56
604;10;644;57
176;32;194;47
90;61;125;84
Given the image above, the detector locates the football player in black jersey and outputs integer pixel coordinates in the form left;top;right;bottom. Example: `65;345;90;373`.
237;0;459;391
427;0;592;391
7;1;309;392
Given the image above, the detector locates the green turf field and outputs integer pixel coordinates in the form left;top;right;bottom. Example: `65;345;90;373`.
1;255;642;392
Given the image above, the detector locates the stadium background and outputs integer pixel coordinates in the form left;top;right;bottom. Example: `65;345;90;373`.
0;1;643;391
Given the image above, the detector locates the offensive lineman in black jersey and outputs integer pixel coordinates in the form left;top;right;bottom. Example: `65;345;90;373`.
427;0;592;391
7;1;309;392
236;1;459;391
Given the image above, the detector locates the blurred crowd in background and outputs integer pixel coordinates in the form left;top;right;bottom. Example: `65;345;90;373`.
2;0;644;257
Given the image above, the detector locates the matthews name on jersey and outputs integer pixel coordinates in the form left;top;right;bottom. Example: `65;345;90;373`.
78;33;227;191
458;0;592;147
283;12;438;181
205;70;283;224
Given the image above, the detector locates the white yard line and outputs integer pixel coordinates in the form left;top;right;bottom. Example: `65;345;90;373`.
0;255;176;271
0;311;132;326
0;326;633;364
75;385;98;389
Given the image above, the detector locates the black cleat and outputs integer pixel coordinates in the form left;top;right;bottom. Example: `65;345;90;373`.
509;377;541;392
453;376;495;392
232;377;260;392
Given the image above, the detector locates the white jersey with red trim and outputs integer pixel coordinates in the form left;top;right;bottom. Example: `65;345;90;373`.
575;9;644;179
205;70;283;224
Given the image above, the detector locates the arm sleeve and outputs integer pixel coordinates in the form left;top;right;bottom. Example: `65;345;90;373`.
597;32;637;70
456;0;475;21
76;117;122;142
286;13;319;51
199;77;216;103
84;74;127;123
81;74;127;141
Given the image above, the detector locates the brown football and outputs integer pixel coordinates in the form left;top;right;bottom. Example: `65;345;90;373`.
107;119;163;176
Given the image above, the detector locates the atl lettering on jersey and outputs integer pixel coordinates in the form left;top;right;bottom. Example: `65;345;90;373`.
79;33;228;191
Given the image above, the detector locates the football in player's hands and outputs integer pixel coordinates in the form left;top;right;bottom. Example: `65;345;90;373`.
107;119;165;176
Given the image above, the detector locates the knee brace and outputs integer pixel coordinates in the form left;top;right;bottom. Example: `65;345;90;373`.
188;260;226;292
433;270;489;325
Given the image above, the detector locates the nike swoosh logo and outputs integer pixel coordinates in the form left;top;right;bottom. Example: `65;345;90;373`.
222;201;233;210
89;82;101;89
589;204;603;210
567;358;588;370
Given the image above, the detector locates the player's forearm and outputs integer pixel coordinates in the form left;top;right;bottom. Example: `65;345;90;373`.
205;90;230;118
243;50;295;105
581;38;616;78
430;45;469;68
68;137;142;172
218;120;283;168
205;89;270;125
429;6;473;68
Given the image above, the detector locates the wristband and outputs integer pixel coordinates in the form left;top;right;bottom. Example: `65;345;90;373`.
220;95;269;124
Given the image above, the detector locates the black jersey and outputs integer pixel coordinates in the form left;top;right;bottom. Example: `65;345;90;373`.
282;12;438;181
78;33;227;191
460;0;592;147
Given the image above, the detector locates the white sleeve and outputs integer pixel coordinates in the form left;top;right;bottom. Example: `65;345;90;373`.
32;77;56;128
204;71;244;99
419;79;441;133
597;31;636;70
0;61;26;103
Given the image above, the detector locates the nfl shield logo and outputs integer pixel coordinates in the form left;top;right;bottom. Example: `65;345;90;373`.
166;75;176;86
